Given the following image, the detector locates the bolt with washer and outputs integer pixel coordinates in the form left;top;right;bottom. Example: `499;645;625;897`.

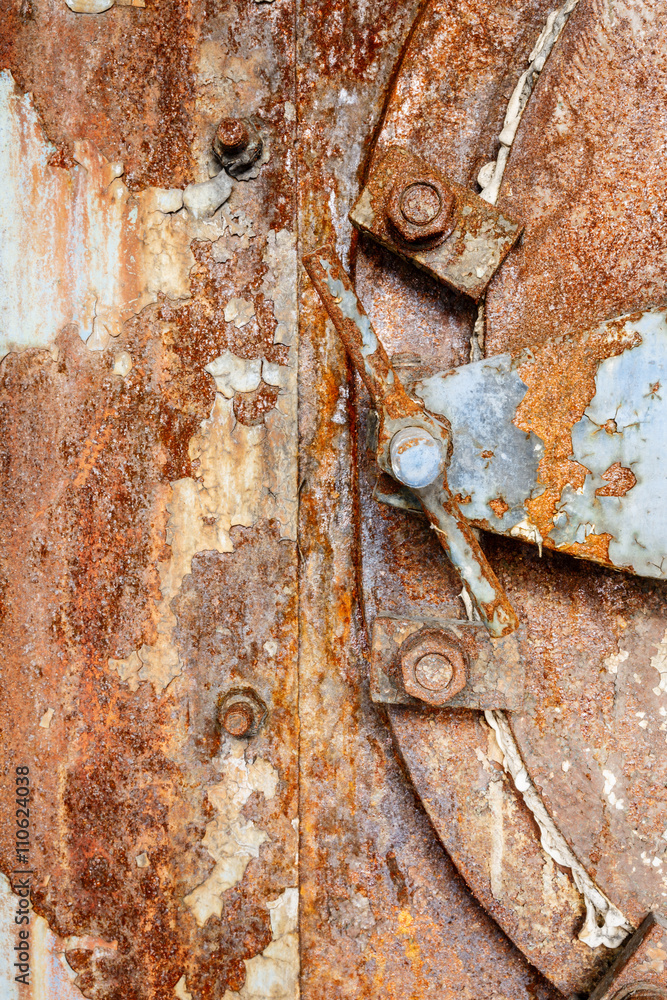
386;175;456;243
213;117;263;178
400;629;468;706
218;688;267;739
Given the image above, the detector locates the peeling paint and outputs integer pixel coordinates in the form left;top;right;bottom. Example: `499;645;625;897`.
651;631;667;695
477;0;581;205
551;312;667;577
110;228;297;692
184;743;279;926
0;71;226;357
64;0;144;11
222;888;299;1000
39;707;55;729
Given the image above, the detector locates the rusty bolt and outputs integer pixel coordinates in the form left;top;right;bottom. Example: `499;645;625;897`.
386;176;455;244
215;117;250;153
218;688;267;739
400;629;467;706
213;117;263;179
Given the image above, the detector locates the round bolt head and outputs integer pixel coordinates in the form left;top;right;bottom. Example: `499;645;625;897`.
414;652;453;692
218;688;268;739
400;629;468;706
390;426;443;490
222;702;254;738
400;182;442;226
215;117;250;153
386;175;455;243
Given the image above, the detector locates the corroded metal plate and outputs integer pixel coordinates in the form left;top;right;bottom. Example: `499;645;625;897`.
353;0;667;994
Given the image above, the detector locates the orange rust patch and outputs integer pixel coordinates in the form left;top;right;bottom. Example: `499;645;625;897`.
596;462;637;498
544;531;612;565
488;497;509;517
514;323;641;549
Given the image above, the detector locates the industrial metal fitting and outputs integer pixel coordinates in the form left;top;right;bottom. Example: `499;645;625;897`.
389;426;443;489
218;688;268;739
386;175;455;244
213;117;263;178
400;628;468;706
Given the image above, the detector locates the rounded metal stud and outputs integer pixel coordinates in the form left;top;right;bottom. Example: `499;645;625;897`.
389;426;443;490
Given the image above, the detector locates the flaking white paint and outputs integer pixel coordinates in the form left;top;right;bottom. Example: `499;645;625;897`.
110;228;297;693
184;743;279;927
222;888;299;1000
0;71;230;357
485;711;631;949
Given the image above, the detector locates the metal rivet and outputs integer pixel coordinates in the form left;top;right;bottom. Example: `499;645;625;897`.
389;426;443;490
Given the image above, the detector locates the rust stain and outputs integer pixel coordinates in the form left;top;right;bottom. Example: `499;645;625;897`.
489;497;510;518
514;322;641;546
595;462;637;498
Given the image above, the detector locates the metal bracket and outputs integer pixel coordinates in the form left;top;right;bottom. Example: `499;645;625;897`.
349;146;523;300
370;615;524;710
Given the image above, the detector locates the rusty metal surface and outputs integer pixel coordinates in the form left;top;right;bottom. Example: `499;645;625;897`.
350;0;667;995
350;146;522;300
297;1;563;997
589;914;667;1000
3;0;664;997
304;243;520;637
370;616;524;710
485;0;667;356
1;1;299;997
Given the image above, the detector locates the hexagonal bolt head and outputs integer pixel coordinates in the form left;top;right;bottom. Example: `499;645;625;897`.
386;176;455;244
213;117;263;179
218;688;268;739
400;629;468;706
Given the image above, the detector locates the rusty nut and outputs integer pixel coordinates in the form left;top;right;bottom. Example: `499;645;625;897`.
386;176;455;244
400;629;467;706
215;117;251;153
213;117;263;179
218;688;267;739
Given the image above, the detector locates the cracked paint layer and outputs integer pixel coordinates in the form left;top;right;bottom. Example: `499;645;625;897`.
110;227;297;692
485;710;632;950
0;70;231;357
184;744;279;926
551;311;667;576
222;888;298;1000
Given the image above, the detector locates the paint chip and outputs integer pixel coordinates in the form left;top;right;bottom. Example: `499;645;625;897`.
39;707;55;729
112;351;133;377
135;853;149;868
224;297;256;329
